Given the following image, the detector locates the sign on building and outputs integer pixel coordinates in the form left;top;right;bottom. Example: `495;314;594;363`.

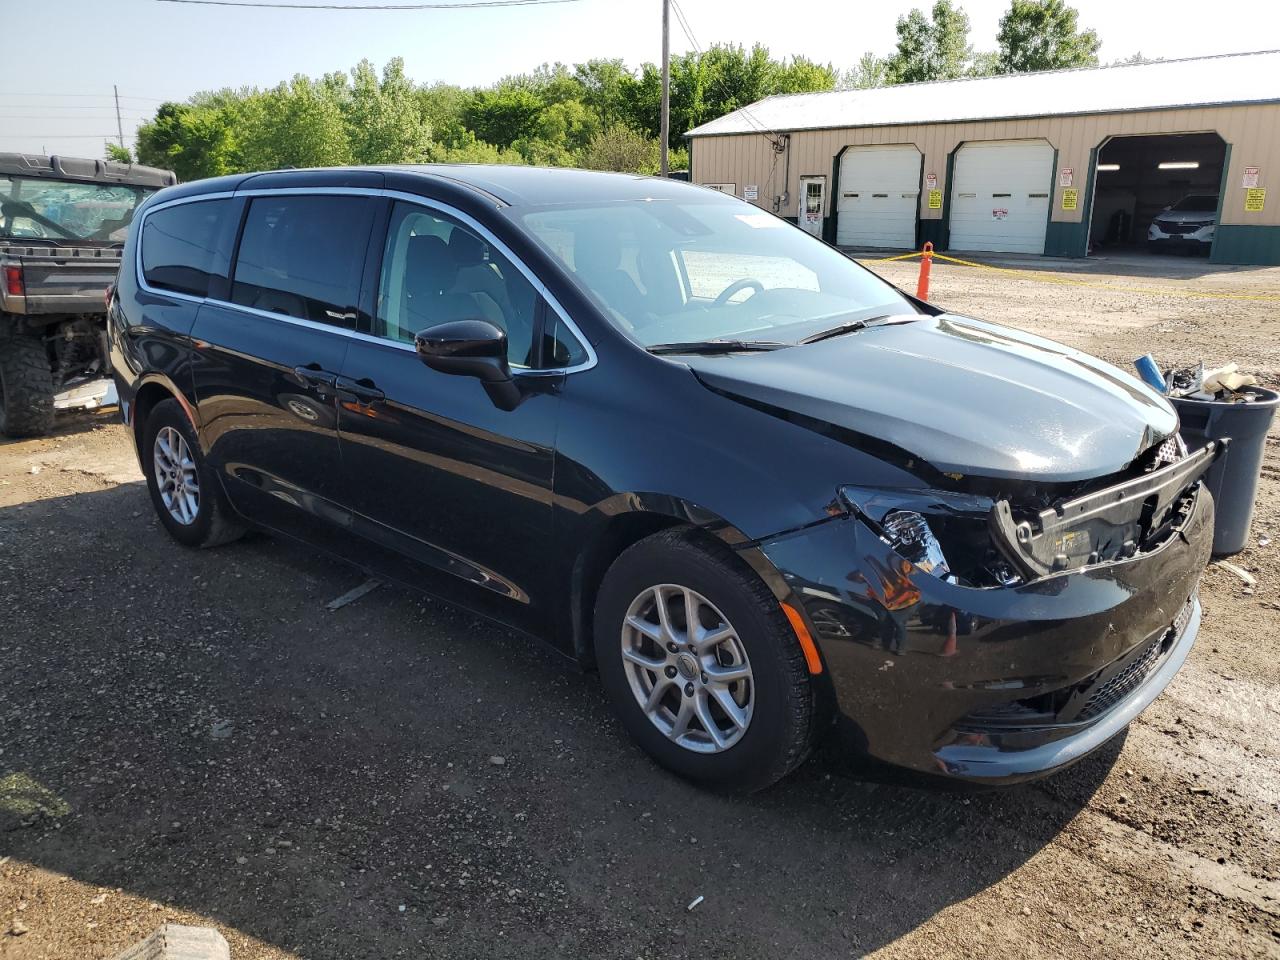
1242;167;1260;189
1062;189;1079;210
1059;168;1073;187
1245;188;1266;212
927;190;942;209
743;184;759;200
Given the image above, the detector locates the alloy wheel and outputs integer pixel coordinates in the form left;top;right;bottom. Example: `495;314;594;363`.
153;425;200;525
621;584;754;753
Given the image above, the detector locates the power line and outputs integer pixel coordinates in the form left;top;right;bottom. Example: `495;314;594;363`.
668;0;781;147
0;133;132;139
0;93;165;102
0;115;149;120
155;0;582;8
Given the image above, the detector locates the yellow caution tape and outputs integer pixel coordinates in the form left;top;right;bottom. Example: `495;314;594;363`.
859;250;1280;303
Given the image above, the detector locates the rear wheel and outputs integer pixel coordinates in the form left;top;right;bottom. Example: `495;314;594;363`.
0;323;54;437
142;399;245;548
594;528;817;792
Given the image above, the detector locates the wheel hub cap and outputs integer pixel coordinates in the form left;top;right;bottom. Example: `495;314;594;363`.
620;584;754;754
153;425;200;526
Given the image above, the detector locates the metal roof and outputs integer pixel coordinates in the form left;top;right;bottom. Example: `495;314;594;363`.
686;50;1280;138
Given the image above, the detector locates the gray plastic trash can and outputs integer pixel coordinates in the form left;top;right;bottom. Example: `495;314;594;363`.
1168;386;1278;556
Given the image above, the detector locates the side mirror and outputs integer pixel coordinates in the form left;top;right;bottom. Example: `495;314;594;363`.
415;319;522;410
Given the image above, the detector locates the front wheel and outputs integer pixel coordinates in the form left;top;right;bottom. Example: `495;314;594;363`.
593;529;819;792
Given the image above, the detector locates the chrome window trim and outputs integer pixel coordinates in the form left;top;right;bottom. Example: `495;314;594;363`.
133;186;597;375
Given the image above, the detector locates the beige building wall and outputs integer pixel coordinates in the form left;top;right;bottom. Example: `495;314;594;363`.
690;104;1279;228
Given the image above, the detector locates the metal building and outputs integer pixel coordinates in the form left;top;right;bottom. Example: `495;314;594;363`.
685;51;1280;265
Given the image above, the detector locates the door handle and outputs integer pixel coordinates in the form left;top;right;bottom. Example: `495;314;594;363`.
293;364;337;388
335;375;385;404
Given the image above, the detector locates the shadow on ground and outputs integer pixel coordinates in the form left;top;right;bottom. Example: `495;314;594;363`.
0;485;1121;959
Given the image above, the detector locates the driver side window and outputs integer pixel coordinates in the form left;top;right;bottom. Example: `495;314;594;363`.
377;203;538;368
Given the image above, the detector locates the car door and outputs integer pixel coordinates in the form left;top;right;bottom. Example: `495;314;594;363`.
189;191;377;544
335;199;583;633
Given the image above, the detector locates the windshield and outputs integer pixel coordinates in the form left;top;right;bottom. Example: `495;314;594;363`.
0;175;156;243
516;197;914;348
1170;195;1218;213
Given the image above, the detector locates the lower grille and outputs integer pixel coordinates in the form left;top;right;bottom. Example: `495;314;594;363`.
959;595;1196;731
1072;595;1195;723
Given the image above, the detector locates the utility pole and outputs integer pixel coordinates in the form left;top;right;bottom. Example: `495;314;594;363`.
113;84;125;150
660;0;670;176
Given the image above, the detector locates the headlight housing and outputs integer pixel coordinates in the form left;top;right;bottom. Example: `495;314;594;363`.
881;510;950;578
840;486;1023;588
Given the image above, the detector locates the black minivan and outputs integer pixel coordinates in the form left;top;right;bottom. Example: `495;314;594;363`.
110;165;1218;791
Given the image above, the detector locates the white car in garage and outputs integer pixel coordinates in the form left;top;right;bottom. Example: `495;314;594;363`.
1148;194;1218;251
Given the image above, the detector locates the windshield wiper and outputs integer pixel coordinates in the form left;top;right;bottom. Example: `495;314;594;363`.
646;339;788;356
798;314;899;345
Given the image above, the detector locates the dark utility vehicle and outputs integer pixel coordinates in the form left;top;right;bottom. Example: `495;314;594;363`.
1;154;174;436
111;166;1219;791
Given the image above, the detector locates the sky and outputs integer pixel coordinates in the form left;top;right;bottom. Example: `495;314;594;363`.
2;0;1276;158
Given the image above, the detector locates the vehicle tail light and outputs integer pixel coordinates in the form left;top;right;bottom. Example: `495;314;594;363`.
3;264;23;297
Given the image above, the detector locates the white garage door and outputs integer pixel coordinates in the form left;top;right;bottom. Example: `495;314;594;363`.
949;140;1054;254
836;145;921;249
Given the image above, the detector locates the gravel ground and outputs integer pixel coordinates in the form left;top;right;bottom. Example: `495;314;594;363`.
1;253;1278;959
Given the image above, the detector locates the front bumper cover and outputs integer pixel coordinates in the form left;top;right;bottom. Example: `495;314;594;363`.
756;479;1214;784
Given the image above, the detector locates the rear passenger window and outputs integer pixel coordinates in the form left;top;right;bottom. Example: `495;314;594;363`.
140;199;236;297
231;195;374;329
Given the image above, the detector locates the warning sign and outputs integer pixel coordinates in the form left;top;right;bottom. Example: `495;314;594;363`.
1062;189;1079;210
1245;188;1266;212
992;208;1009;221
1242;167;1260;189
925;172;938;191
927;189;942;209
1059;168;1073;187
743;184;759;201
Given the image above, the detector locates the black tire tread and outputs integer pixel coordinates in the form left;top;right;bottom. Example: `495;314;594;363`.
0;322;54;437
144;399;246;549
599;527;817;791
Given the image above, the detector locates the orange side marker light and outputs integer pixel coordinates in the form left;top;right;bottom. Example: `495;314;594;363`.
782;601;824;675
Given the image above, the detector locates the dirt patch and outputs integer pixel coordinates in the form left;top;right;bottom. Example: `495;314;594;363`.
2;259;1280;959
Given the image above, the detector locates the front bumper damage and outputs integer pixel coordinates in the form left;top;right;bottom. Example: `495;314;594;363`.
756;445;1220;784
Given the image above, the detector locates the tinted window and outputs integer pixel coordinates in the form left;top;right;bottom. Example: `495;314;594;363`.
140;199;235;297
231;195;374;329
377;202;550;367
1171;195;1218;213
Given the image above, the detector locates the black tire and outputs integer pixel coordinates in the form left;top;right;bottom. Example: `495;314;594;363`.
142;398;246;549
593;528;817;792
0;323;54;437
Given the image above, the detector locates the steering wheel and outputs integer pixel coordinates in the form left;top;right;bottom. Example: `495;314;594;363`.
713;278;764;306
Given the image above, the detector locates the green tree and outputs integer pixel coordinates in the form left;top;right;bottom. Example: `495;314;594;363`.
135;102;238;181
104;143;132;163
238;76;352;170
886;1;973;83
580;124;659;173
967;50;1003;76
416;82;469;148
344;58;430;164
996;0;1100;73
463;85;545;150
773;56;839;94
841;52;889;89
573;59;631;129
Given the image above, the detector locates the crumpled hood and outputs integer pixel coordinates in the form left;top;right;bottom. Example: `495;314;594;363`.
685;314;1178;482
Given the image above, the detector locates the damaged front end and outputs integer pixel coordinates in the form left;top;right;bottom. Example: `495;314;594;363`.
756;434;1223;783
